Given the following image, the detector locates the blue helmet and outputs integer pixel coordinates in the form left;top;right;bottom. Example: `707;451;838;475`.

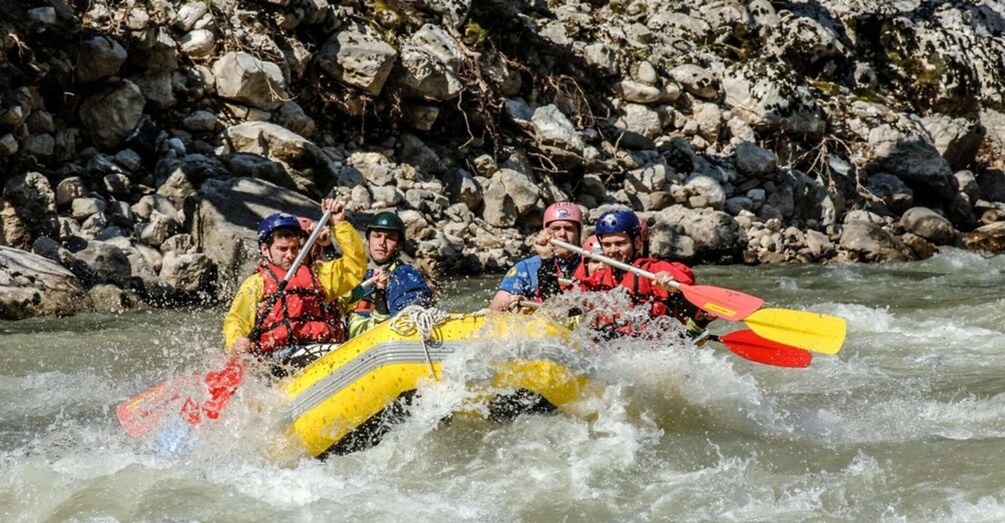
595;209;641;238
257;213;305;244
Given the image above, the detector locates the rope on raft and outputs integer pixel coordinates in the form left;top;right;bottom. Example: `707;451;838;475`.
389;306;486;377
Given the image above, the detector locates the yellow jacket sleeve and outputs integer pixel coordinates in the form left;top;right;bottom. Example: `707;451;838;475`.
314;221;367;301
222;273;264;348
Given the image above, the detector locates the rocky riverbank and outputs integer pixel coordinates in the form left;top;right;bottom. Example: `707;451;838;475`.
2;0;1005;319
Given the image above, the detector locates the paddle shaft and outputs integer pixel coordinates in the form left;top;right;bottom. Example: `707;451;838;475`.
278;209;333;291
550;238;668;287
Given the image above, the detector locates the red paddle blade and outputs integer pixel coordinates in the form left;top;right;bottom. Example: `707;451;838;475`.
719;329;812;368
117;374;194;438
116;357;244;438
679;284;764;322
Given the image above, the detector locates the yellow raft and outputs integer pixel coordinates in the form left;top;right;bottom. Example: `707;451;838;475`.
281;312;595;458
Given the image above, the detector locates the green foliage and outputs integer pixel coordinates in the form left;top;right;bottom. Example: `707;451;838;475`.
464;21;487;46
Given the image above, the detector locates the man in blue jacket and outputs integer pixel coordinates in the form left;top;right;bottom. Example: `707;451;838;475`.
343;211;433;338
489;202;584;311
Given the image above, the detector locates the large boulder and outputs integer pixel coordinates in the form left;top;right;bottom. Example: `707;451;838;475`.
838;222;913;262
78;80;145;149
222;122;327;194
212;52;287;110
194;177;327;297
317;26;397;96
899;207;956;245
75;35;127;83
722;62;824;135
3;172;59;246
0;246;93;319
963;221;1005;253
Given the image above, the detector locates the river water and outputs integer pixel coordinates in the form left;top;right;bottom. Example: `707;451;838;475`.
1;248;1003;522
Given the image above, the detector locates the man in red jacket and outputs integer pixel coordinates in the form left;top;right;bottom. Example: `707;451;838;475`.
577;210;711;338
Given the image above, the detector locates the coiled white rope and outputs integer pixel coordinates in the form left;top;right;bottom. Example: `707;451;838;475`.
389;305;452;341
389;305;470;377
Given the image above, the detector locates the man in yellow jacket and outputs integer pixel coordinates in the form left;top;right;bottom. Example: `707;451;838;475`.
223;198;366;364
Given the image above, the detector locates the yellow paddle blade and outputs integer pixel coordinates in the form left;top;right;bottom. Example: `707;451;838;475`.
742;308;847;355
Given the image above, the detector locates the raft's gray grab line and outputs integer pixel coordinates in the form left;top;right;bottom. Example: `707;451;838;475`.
283;340;590;424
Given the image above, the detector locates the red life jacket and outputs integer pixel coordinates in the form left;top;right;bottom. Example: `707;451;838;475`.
582;258;697;335
251;263;344;354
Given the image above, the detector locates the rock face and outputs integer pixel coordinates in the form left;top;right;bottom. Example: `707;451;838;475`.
1;0;1005;319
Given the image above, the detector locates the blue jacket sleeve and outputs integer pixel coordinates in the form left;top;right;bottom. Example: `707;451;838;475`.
387;264;433;316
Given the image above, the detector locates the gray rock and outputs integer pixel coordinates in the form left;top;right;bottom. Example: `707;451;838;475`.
317;26;397;96
920;114;985;171
159;251;215;296
76;36;127;83
88;284;149;313
735;142;777;176
212;52;287;110
222;122;326;193
274;102;316;137
443;168;483;210
140;211;180;247
399;45;463;101
656;206;743;257
194;177;322;296
481;178;517;228
722;62;824;135
531;105;585;153
410;24;463;69
864;173;914;214
865;124;956;200
670;64;718;99
805;229;835;259
74;240;133;286
78;80;145;149
180;29;216;59
900;207;956;245
3;172;59;243
0;134;18;156
0;246;92;319
839;221;913;262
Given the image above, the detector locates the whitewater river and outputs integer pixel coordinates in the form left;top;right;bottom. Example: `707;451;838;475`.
2;248;1003;522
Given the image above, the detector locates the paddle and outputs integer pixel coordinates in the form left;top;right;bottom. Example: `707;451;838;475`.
741;308;846;355
116;208;334;439
550;238;764;321
704;330;812;368
549;238;846;355
518;300;809;368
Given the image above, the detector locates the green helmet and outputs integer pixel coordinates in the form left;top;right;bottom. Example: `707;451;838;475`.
366;211;406;242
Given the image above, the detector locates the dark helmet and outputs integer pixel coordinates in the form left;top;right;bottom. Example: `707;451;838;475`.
257;213;305;244
595;209;641;238
366;211;406;242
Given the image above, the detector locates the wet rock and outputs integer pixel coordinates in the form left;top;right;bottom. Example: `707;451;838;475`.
88;284;149;313
74;240;133;286
0;246;93;319
963;221;1005;253
838;222;913;262
159;251;215;299
899;207;956;245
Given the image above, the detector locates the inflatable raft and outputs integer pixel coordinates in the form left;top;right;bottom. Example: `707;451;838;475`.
281;311;594;458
